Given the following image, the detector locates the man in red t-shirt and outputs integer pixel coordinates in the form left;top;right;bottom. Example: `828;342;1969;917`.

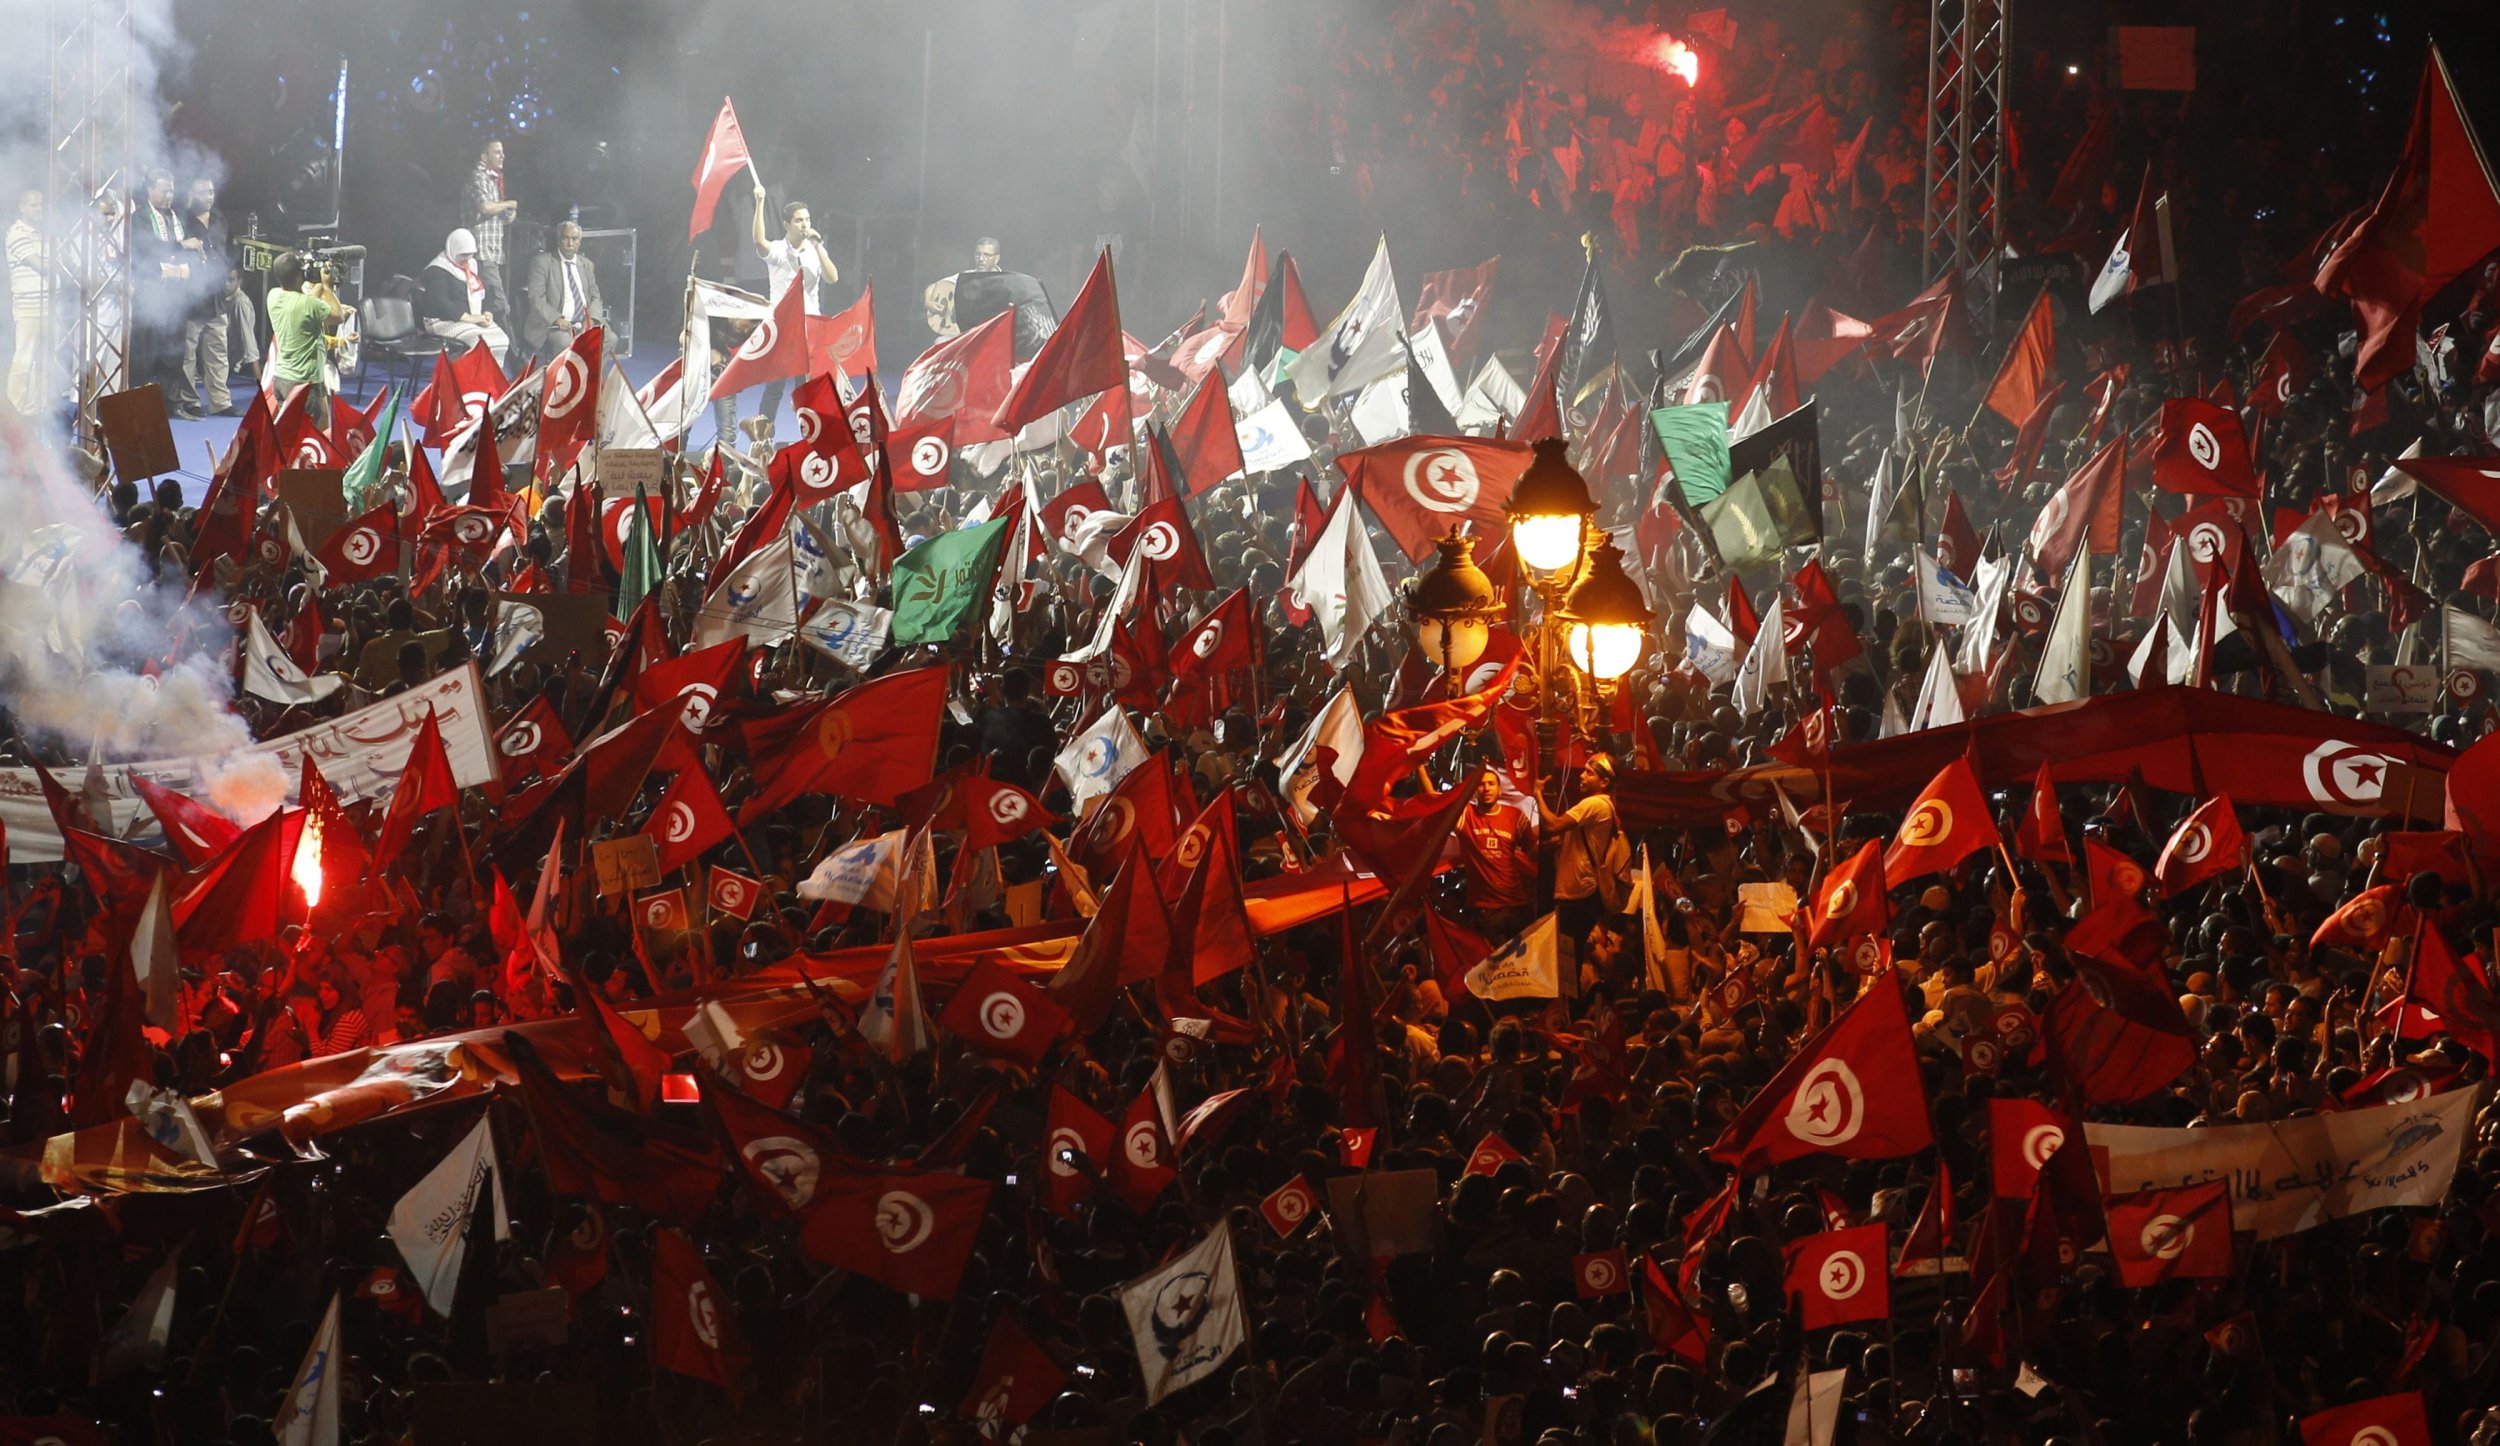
1457;767;1535;938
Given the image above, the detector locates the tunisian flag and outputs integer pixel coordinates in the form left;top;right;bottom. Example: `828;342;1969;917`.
1986;1097;2075;1200
937;958;1070;1068
688;97;754;240
1882;758;2000;888
2015;764;2073;864
706;277;810;404
798;1167;993;1298
2103;1182;2235;1288
2154;793;2244;896
737;666;948;820
652;1226;747;1388
1166;376;1245;493
535;324;603;484
1805;839;1890;952
1783;1224;1891;1329
2026;436;2126;582
1710;978;1933;1169
806;281;878;379
1980;286;2056;426
2300;1395;2431;1446
2315;47;2500;393
995;249;1125;433
2040;958;2196;1104
370;709;458;875
2151;398;2258;498
1337;435;1538;561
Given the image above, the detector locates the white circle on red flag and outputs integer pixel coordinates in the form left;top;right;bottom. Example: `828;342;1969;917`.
1123;1120;1160;1169
1192;620;1224;659
742;1135;820;1207
2175;822;2213;865
543;351;590;418
2350;1429;2400;1446
2186;421;2221;471
1273;1187;1309;1223
1818;1250;1866;1300
661;801;699;844
1580;1254;1620;1293
980;992;1027;1039
988;791;1030;826
2187;522;2227;564
1899;800;1953;848
738;317;778;360
1403;447;1483;513
686;1281;722;1348
1823;879;1858;921
875;1191;936;1253
1784;1060;1865;1147
1046;1126;1085;1178
911;436;950;477
2021;1124;2065;1170
1138;520;1182;561
341;527;383;567
2142;1213;2192;1260
2301;740;2397;807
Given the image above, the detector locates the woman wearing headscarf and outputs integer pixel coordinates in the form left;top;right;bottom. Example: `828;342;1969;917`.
419;227;510;357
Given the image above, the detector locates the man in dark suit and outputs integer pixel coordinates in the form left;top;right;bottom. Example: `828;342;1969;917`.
523;220;606;364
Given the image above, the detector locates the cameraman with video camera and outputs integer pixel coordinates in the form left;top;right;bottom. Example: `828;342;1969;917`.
265;251;345;426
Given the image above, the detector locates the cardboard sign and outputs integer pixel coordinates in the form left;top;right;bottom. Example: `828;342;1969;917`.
276;468;350;552
592;834;661;898
596;447;668;500
1324;1168;1440;1259
484;1287;572;1355
2365;664;2441;715
97;382;179;481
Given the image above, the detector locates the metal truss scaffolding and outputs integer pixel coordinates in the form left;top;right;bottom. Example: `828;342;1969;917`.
1921;0;2008;307
48;0;138;440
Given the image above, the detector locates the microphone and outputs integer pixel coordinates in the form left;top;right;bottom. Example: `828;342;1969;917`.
319;244;369;261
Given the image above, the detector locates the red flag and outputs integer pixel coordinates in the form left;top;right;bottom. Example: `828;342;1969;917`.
1036;479;1113;554
1640;1254;1710;1366
313;503;402;586
2298;1394;2431;1446
1038;1085;1115;1217
1068;753;1184;878
767;413;872;506
1260;1175;1322;1238
2154;794;2244;896
1109;494;1216;591
1412;256;1501;363
687;98;753;240
2249;329;2316;416
496;696;572;789
535;325;603;483
572;967;671;1115
2041;957;2197;1105
1171;587;1259;681
1678;323;1753;407
1337;435;1538;561
2390;455;2500;534
892;310;1016;456
1218;226;1269;331
1981;287;2056;426
627;637;747;737
2103;1182;2235;1287
651;1227;747;1388
2152;398;2258;498
132;777;241;866
995;249;1125;433
1882;758;2001;888
2315;48;2500;393
1784;1224;1891;1329
1711;979;1933;1168
705;865;762;921
1574;1249;1632;1299
370;710;457;874
738;667;948;820
2399;923;2498;1060
1167;792;1256;987
1805;839;1891;952
1986;1097;2075;1200
1166;376;1245;493
413;341;509;450
643;765;734;874
798;1168;992;1297
960;1315;1066;1433
707;277;811;404
2026;436;2127;582
805;281;878;378
937;959;1070;1068
2015;764;2072;864
702;1070;846;1213
505;1032;726;1225
1935;490;1983;576
1462;1130;1524;1177
2312;882;2405;953
1992;381;2067;494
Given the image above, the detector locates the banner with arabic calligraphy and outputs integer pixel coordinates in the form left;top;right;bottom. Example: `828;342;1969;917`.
0;663;497;862
2087;1088;2479;1239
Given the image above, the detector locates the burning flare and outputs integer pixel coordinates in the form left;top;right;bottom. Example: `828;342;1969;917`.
292;815;325;908
1649;35;1700;86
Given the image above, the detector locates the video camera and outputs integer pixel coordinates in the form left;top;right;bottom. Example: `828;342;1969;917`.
237;236;367;285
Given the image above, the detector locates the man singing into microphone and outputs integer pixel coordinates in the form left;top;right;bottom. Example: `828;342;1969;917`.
742;188;838;440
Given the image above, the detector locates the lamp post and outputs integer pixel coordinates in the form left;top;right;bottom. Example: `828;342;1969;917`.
1561;538;1650;728
1504;438;1600;807
1406;532;1502;694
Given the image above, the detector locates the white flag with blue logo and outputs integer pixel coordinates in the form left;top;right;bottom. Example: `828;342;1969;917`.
275;1293;343;1446
1056;705;1146;812
1122;1224;1247;1403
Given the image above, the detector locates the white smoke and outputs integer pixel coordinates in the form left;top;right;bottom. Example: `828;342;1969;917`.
0;0;265;818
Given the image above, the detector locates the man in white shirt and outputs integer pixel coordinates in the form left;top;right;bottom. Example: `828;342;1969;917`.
741;188;838;437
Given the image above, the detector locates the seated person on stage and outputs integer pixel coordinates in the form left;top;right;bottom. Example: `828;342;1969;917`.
419;227;511;357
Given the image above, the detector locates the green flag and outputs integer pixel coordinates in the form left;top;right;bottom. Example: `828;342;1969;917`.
1650;401;1731;508
1699;471;1783;568
890;516;1011;645
340;386;402;515
617;483;662;621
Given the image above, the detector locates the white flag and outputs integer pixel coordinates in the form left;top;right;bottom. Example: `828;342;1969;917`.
595;362;663;450
1455;355;1525;432
274;1293;343;1446
1955;554;2014;674
387;1114;511;1317
2087;227;2134;314
798;599;894;673
1287;488;1392;670
1684;602;1740;685
2264;513;2366;626
1287;234;1405;404
1731;596;1788;717
2369;436;2424;505
1915;549;1979;627
693;533;799;650
97;1250;180;1379
1908;645;1964;730
1631;844;1675;995
1236;396;1314;474
1273;686;1364;826
798;828;906;909
1728;376;1774;442
1861;449;1900;568
1878;686;1910;739
1783;1368;1850;1446
1121;1225;1249;1403
1463;913;1561;1000
2031;555;2091;705
242;607;343;706
132;869;178;1030
1056;705;1147;811
2444;600;2500;674
1348;371;1413;446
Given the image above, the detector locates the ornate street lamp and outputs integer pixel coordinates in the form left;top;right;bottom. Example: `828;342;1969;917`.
1406;532;1502;685
1562;539;1649;684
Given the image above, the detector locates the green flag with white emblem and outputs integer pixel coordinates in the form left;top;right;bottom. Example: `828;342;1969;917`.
890;516;1012;645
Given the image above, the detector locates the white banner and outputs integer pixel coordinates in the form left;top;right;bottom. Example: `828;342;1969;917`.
2086;1087;2480;1240
0;664;499;862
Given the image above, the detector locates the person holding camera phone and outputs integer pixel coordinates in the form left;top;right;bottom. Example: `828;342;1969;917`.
743;186;837;440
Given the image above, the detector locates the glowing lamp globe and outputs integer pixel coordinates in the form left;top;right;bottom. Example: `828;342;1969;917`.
1561;541;1650;681
1505;438;1596;576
